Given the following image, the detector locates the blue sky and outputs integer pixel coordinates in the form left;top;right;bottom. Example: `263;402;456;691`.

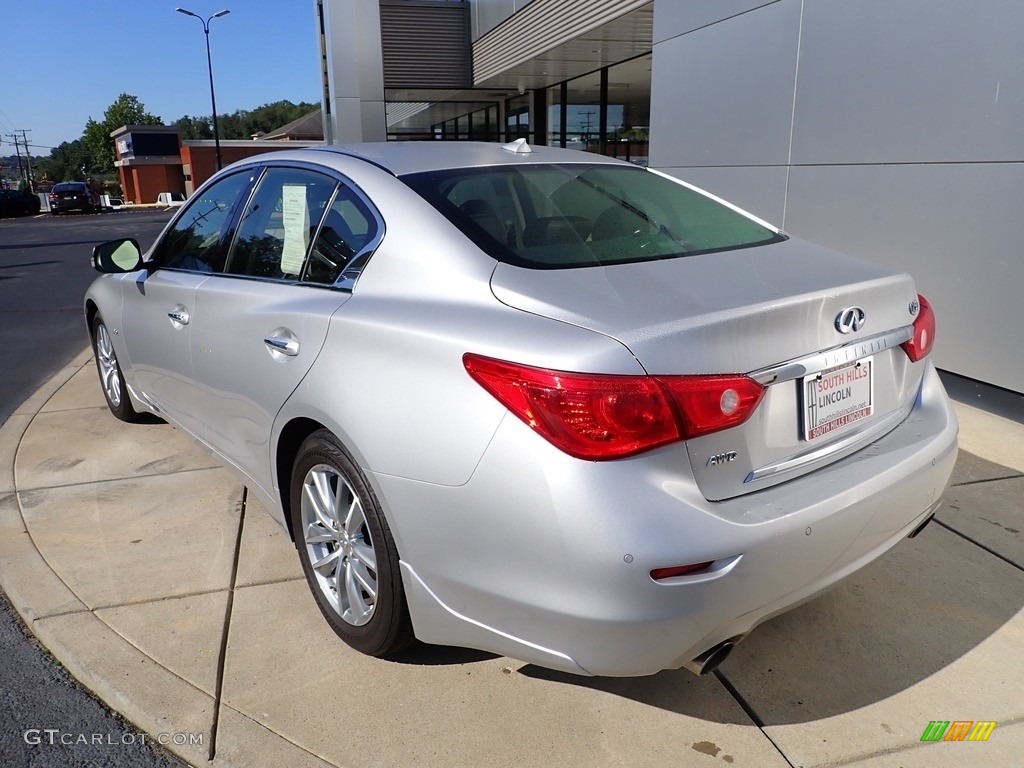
1;1;323;155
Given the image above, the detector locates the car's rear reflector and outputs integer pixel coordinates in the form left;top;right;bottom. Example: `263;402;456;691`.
901;294;935;362
463;354;764;460
650;562;715;580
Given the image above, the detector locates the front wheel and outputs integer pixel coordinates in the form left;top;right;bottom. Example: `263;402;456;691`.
290;430;413;656
91;315;144;422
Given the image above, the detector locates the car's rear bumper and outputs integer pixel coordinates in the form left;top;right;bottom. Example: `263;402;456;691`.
51;200;93;213
375;361;958;676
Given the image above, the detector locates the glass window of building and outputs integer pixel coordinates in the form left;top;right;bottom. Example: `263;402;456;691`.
605;54;651;165
506;94;530;141
564;70;602;152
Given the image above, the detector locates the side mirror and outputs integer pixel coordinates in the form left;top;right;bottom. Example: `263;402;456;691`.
92;238;143;273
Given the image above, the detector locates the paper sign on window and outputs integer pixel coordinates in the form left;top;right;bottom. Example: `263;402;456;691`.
280;184;309;275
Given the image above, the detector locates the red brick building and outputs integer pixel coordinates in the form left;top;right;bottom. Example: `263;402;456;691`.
111;123;323;204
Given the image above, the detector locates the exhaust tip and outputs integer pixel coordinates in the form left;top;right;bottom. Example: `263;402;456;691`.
683;639;738;676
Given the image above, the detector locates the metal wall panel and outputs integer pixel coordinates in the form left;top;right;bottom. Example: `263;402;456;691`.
648;0;1024;392
652;0;778;44
791;0;1024;164
785;163;1024;391
648;0;801;168
472;0;649;84
380;2;471;88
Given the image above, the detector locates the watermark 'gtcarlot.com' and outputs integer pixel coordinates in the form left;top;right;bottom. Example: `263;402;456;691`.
24;729;204;747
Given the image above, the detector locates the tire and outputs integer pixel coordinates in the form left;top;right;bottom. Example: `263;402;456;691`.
290;430;413;656
91;314;144;422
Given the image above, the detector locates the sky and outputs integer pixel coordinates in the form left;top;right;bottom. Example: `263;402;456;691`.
1;1;323;155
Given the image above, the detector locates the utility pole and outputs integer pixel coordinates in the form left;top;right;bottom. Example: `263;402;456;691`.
18;130;34;192
6;133;26;189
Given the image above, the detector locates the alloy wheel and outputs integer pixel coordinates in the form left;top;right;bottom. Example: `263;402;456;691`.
300;463;378;626
94;323;122;408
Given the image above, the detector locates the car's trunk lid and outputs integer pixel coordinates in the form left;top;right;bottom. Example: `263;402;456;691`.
490;237;924;499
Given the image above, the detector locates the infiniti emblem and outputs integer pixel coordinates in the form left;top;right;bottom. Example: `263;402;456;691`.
835;306;867;334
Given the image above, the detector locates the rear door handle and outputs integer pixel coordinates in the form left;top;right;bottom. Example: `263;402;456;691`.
167;305;190;326
264;334;299;357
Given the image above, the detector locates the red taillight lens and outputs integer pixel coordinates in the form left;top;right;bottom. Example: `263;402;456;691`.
655;375;766;440
650;561;715;580
463;354;764;460
901;294;935;362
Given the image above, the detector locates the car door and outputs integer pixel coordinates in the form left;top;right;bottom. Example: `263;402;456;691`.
188;165;380;494
118;168;256;436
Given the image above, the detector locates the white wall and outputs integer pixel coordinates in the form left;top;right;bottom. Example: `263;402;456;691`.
321;0;387;142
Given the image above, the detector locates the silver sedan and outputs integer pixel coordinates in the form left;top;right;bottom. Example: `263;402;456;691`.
85;141;957;677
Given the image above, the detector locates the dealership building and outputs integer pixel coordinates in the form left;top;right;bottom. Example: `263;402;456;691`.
253;1;1024;397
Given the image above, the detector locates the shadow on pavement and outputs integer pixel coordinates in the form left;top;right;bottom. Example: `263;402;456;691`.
0;260;62;269
0;241;107;251
388;642;499;667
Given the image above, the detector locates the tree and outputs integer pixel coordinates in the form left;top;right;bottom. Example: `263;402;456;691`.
169;100;319;140
36;139;95;183
83;93;162;173
173;115;213;140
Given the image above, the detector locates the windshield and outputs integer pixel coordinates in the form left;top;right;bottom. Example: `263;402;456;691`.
402;164;784;269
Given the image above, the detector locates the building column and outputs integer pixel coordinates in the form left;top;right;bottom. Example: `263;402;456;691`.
319;0;386;143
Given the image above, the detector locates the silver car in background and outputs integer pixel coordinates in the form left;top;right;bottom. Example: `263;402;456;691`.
86;141;957;677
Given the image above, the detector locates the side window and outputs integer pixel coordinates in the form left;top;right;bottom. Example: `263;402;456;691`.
224;168;336;280
303;184;380;285
153;171;252;272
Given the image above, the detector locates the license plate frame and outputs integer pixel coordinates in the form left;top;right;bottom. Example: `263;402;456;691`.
802;357;874;441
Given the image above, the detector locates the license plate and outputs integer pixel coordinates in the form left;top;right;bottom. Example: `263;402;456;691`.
803;357;873;441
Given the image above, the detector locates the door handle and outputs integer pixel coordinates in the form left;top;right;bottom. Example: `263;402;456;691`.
167;305;190;326
264;334;299;357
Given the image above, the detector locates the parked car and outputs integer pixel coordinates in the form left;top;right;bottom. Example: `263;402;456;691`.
156;191;186;207
49;181;100;214
85;141;957;677
0;188;41;217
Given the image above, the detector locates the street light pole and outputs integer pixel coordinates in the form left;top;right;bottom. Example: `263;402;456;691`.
176;7;231;171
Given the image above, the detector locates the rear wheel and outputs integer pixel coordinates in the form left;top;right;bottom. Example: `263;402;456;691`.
91;315;144;422
290;430;413;656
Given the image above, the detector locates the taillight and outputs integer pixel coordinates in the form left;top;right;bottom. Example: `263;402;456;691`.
901;294;935;362
656;375;766;440
463;354;764;460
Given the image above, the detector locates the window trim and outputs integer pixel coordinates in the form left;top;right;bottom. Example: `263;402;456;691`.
220;164;339;280
148;165;262;274
167;160;386;292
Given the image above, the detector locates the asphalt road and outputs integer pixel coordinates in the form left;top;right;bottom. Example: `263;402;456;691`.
0;209;185;767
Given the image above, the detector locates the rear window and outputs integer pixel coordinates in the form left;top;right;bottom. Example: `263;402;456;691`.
53;182;86;193
402;164;784;269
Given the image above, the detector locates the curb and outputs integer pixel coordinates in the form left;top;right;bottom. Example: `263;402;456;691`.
0;349;213;767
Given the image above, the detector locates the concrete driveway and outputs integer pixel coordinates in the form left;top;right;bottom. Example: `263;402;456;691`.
1;352;1022;767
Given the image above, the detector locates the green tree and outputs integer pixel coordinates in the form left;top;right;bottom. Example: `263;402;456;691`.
174;115;213;140
170;100;319;140
37;139;95;183
83;93;162;173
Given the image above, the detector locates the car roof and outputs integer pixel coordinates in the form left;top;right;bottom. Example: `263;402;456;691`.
232;141;632;178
